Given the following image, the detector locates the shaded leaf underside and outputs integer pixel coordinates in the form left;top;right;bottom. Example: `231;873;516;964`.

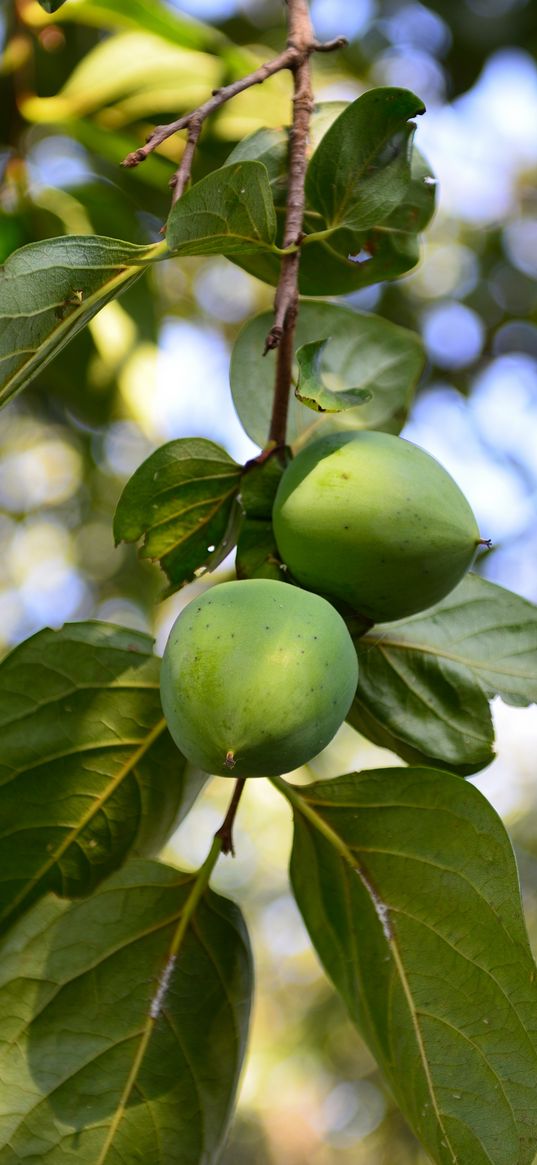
286;769;537;1165
351;574;537;774
113;438;242;593
0;235;163;405
0;622;198;933
0;859;252;1165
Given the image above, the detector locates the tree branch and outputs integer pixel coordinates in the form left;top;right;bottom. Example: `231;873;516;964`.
121;23;345;215
265;0;316;445
120;0;346;444
121;46;298;170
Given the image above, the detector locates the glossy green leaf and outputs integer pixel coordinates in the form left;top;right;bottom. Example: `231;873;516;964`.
224;103;349;204
235;454;286;581
0;235;163;406
280;769;537;1165
166;162;277;256
236;147;436;295
240;451;286;519
230;302;424;448
295;339;373;413
226;126;288;197
0;857;252;1164
0;623;204;934
114;439;242;594
298;144;436;295
226;116;436;295
305;87;425;231
349;574;537;775
235;518;282;581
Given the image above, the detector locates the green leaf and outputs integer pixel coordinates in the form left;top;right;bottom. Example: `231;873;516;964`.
240;451;286;519
297;144;436;296
235;518;282;581
114;439;243;594
226;117;436;295
235;454;286;581
279;769;537;1165
349;574;537;775
230;302;424;447
0;235;163;406
0;623;204;934
235;454;285;580
166;162;277;256
226;126;288;197
295;339;373;413
0;857;252;1165
305;87;425;231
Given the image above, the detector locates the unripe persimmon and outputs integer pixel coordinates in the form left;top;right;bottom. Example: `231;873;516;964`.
273;431;481;623
160;578;358;777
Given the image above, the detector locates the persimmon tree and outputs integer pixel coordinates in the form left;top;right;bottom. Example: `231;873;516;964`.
1;2;537;1164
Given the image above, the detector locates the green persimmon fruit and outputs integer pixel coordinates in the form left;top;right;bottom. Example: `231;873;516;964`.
272;430;481;623
160;578;358;778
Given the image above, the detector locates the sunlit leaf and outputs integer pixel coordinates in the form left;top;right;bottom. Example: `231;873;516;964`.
231;302;424;447
167;162;277;256
22;32;221;122
295;339;373;413
349;573;537;775
281;769;537;1165
0;623;203;933
305;87;425;231
0;858;252;1164
114;438;243;594
0;235;163;406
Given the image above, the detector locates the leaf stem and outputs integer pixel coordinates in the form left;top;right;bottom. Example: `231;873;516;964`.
270;775;357;868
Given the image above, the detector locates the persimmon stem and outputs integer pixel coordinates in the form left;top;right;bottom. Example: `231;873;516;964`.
215;777;247;855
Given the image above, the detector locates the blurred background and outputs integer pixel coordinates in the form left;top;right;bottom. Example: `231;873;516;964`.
1;0;537;1161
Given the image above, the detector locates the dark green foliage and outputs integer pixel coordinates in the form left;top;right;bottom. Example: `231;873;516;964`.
284;769;537;1165
230;302;425;447
0;623;203;933
0;236;162;404
349;574;537;774
114;438;242;593
236;453;285;581
0;859;252;1164
294;338;373;413
304;87;425;230
166;161;277;255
